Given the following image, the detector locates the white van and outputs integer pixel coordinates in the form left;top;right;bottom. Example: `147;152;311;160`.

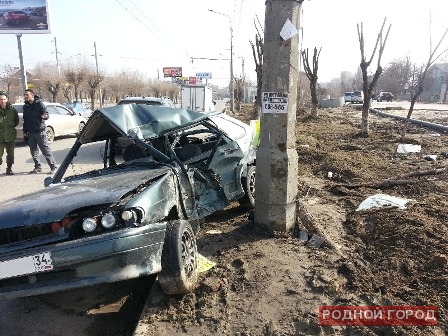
344;91;364;103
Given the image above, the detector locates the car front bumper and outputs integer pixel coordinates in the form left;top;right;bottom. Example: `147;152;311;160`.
0;223;166;298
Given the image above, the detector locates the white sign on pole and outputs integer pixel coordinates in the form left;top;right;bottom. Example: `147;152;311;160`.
196;72;212;79
280;19;299;41
262;92;289;114
0;0;50;34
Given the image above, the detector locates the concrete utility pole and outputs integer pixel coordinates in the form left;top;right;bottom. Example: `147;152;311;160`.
254;0;303;232
239;56;245;103
94;42;103;108
51;37;60;76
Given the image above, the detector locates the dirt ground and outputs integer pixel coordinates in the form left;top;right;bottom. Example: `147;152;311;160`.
134;105;448;336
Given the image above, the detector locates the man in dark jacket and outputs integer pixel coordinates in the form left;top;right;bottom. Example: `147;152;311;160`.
0;91;19;175
23;89;57;174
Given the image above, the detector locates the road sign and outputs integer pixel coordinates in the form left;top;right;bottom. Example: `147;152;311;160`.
196;72;212;79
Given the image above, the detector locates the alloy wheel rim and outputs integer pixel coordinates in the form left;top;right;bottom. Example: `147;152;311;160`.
181;229;197;277
248;170;256;197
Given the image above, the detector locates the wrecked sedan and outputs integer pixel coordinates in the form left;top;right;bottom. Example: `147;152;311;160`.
0;105;256;298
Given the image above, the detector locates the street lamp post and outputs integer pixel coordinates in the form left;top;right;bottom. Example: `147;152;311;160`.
208;9;234;111
94;42;103;108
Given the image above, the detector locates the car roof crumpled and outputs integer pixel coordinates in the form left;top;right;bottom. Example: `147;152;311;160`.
82;104;214;143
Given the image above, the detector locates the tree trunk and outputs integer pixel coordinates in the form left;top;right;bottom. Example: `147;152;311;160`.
400;94;418;139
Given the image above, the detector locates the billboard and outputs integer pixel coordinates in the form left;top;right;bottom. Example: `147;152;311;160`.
163;67;182;78
188;76;197;85
0;0;50;34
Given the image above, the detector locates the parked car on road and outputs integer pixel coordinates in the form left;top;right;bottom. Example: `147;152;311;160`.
3;11;31;25
13;103;87;143
344;92;353;104
118;96;175;107
0;105;257;298
63;102;93;118
377;92;394;102
345;90;364;104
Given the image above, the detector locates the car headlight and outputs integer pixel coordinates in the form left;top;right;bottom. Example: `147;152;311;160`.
101;212;116;229
121;208;143;227
82;217;97;232
122;210;134;221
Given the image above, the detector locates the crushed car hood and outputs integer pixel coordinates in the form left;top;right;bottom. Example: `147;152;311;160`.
80;104;216;143
0;167;170;229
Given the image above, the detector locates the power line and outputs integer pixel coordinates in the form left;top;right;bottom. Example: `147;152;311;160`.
127;0;178;48
114;0;190;61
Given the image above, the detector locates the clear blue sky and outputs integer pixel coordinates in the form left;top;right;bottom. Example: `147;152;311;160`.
0;0;447;87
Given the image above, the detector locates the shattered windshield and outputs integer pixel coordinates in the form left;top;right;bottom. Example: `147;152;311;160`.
96;104;210;140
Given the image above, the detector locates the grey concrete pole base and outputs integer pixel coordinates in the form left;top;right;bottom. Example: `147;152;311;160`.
254;147;298;232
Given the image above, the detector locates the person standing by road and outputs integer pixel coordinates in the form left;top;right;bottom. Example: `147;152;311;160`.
0;91;19;175
23;89;57;174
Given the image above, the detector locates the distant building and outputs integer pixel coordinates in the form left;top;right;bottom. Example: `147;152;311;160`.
424;63;448;103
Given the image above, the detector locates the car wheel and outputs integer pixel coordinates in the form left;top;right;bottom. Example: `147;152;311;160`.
158;220;198;295
114;144;123;155
77;122;85;135
238;165;256;208
45;126;55;143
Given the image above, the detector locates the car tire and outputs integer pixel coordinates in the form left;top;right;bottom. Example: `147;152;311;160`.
158;220;198;295
45;126;55;143
238;165;256;208
114;144;123;156
77;122;85;135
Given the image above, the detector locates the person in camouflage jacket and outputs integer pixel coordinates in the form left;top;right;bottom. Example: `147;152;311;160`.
0;92;19;175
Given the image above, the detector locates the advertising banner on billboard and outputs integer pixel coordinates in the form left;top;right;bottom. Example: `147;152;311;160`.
188;76;197;85
0;0;50;34
163;67;182;78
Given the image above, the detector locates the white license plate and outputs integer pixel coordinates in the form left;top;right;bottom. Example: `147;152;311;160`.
0;252;53;280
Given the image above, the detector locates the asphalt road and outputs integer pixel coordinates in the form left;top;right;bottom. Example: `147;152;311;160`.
0;136;154;336
368;100;448;111
0;136;81;202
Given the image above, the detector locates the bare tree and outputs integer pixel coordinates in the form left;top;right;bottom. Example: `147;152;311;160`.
339;71;355;94
62;83;72;102
250;15;263;117
301;47;321;117
86;66;104;110
34;63;63;103
377;57;413;96
64;62;89;102
401;28;448;139
0;65;21;101
233;76;245;111
357;18;392;137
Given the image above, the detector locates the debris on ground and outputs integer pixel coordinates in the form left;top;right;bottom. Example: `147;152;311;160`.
135;106;448;336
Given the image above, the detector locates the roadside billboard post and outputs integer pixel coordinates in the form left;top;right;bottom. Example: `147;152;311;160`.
16;33;27;92
0;0;51;94
254;0;303;232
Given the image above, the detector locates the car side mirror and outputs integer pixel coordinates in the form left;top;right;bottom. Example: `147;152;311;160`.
44;176;53;187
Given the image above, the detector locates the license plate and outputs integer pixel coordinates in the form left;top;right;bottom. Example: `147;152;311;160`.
0;252;53;280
